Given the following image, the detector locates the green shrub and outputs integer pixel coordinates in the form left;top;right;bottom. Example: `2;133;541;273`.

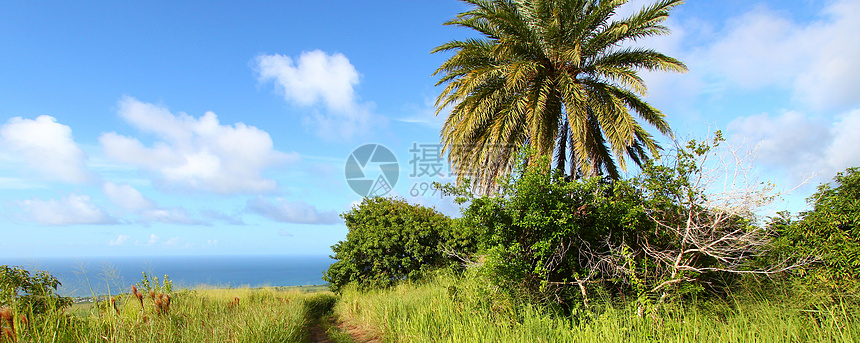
457;135;787;308
457;156;652;306
324;196;467;292
774;167;860;286
0;265;71;314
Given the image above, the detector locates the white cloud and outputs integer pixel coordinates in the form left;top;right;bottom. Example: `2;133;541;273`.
16;194;114;226
727;111;829;170
145;234;160;245
246;197;339;225
103;181;153;210
255;50;379;140
688;0;860;111
728;108;860;180
701;8;803;90
109;235;131;246
0;115;91;183
793;0;860;111
99;96;298;194
824;109;860;171
256;50;359;112
102;181;207;225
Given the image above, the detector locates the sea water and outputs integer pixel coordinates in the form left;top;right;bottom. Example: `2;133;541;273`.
3;255;334;297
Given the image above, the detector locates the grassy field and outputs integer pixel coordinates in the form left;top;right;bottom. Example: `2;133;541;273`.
9;278;859;342
334;276;860;343
12;286;345;343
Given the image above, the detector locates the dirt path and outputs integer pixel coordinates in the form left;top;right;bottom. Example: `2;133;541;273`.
332;319;382;343
308;322;331;343
307;316;381;343
303;294;380;343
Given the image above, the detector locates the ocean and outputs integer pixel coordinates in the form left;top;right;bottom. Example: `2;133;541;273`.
2;255;334;297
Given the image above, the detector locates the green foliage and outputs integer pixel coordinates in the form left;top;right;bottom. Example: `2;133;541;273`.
0;265;71;314
324;197;468;292
457;134;782;307
434;0;687;190
458;156;651;305
775;167;860;285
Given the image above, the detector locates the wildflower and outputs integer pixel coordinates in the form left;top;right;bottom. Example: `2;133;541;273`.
110;297;120;315
131;285;144;308
162;294;171;315
154;298;163;315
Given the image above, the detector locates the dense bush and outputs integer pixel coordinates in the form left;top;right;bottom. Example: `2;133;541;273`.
774;167;860;286
324;197;468;292
456;136;786;308
456;158;650;306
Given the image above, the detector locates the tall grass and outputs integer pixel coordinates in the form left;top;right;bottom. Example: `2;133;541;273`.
14;287;339;343
334;275;860;343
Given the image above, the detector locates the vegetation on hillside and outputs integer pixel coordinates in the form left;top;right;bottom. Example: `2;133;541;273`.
325;134;860;341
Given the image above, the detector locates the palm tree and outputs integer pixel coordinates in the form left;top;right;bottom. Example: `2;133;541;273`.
433;0;687;193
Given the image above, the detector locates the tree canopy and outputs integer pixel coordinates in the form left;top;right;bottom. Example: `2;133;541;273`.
434;0;687;192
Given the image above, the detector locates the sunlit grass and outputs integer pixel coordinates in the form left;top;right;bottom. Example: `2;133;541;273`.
15;286;339;343
335;276;860;343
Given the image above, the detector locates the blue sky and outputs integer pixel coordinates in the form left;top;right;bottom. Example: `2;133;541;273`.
1;0;859;258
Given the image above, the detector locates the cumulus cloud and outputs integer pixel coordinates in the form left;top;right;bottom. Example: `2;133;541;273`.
102;181;206;225
728;109;860;180
0;115;91;183
246;197;339;225
792;0;860;110
256;50;359;111
109;235;131;246
255;50;378;140
16;194;114;226
610;0;860;115
689;0;860;111
103;181;153;210
701;8;803;89
99;97;298;194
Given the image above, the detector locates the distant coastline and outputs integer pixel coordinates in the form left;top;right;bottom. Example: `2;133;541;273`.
69;284;330;304
3;254;334;297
